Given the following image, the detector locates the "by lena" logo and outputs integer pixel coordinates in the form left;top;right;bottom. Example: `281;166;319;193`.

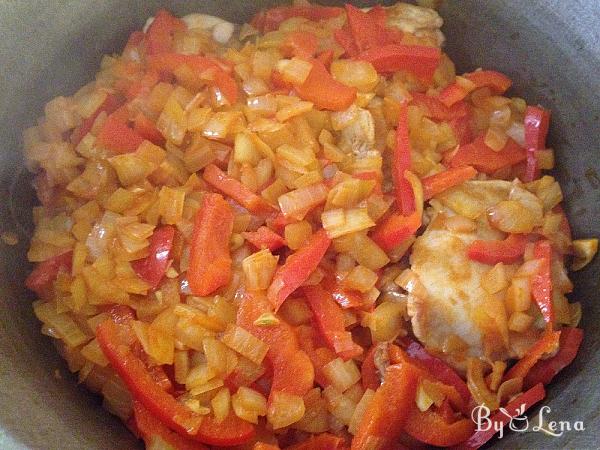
472;404;586;439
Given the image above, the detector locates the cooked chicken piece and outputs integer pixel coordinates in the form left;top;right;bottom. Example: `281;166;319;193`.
407;180;546;370
385;2;445;47
338;107;376;157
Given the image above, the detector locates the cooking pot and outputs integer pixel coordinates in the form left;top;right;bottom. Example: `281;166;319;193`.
0;1;598;448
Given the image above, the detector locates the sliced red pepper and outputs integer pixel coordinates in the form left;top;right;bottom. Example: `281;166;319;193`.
267;229;331;311
393;102;415;215
131;225;175;289
304;285;363;360
449;135;526;174
145;9;186;55
402;338;472;405
237;292;314;397
133;401;208;450
203;164;274;214
524;327;583;388
370;210;421;253
241;226;286;251
449;112;474;145
25;251;73;297
316;49;334;69
361;344;383;391
253;443;280;450
531;240;554;325
334;28;360;58
523;105;551;182
146;53;238;104
464;70;512;94
288;433;346;450
453;383;546;449
504;330;561;381
351;362;421;450
96;115;145;153
187;193;234;296
133;112;165;146
404;408;475;447
71;94;123;146
322;277;366;310
251;5;344;33
356;44;441;82
281;31;318;59
345;4;388;52
295;59;357;111
467;234;529;265
296;324;336;388
97;319;255;445
411;92;469;122
422;165;477;200
438;82;469;108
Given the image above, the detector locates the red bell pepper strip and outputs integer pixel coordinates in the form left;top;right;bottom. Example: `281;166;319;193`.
449;135;526;174
351;362;421;450
131;225;175;289
524;327;583;388
316;49;334;69
450;112;474;145
334;28;360;58
295;59;357;111
97;319;255;445
295;324;336;388
361;345;383;391
96;115;145;153
464;70;512;94
438;82;469;108
322;277;366;309
253;443;280;450
267;229;331;311
504;330;561;381
133;112;165;146
25;251;73;297
370;210;421;253
144;10;186;55
453;383;546;450
146;53;238;104
393;102;415;215
411;92;469;121
345;4;388;52
531;240;554;325
439;71;511;108
523;105;551;182
402;338;472;405
202;164;273;214
404;408;475;447
241;226;286;251
422;166;477;200
187;193;234;296
304;285;363;360
356;44;441;82
288;433;346;450
133;401;208;450
281;31;318;59
251;5;344;33
237;292;314;397
467;234;529;265
70;93;123;146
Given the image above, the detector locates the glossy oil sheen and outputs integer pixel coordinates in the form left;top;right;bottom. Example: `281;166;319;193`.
0;1;598;449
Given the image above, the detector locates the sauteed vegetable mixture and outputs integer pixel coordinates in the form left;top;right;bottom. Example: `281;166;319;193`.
23;2;598;449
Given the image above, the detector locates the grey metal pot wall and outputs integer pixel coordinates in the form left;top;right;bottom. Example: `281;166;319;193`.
0;1;598;448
